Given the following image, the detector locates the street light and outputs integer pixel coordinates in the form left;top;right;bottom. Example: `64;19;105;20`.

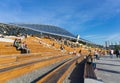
76;34;80;43
3;31;6;35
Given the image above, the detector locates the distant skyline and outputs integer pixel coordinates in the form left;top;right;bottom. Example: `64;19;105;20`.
0;0;120;45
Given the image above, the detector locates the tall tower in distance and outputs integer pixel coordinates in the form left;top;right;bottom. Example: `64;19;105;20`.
105;41;109;49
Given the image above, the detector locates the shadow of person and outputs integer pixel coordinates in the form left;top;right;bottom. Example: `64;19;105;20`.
68;60;85;83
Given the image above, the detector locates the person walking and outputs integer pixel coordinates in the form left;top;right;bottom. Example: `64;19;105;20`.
118;50;120;58
115;49;119;58
94;50;99;60
110;49;114;58
87;52;96;70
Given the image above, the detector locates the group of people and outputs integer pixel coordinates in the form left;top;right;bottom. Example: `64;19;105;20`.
86;49;102;70
109;49;120;58
86;53;96;70
13;38;30;54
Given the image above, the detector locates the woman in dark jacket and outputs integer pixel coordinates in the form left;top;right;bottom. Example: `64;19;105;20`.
115;49;119;58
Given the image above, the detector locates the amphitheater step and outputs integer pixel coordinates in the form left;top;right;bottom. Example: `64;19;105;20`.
0;55;73;82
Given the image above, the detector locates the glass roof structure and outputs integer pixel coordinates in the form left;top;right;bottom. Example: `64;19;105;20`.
0;23;94;45
13;24;75;38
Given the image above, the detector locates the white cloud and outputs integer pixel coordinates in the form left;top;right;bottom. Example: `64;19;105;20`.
83;33;120;45
84;35;98;38
0;0;119;27
0;0;120;46
84;34;107;38
106;33;120;41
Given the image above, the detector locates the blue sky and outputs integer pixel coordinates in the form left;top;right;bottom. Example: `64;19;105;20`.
0;0;120;45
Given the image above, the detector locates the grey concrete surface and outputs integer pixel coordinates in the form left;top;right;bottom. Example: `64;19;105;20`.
95;55;120;83
6;58;71;83
85;78;103;83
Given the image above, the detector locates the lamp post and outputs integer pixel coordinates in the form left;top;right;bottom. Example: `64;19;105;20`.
3;31;6;35
76;34;80;43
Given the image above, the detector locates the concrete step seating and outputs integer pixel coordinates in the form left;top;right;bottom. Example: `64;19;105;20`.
0;52;65;69
0;54;73;82
37;56;84;83
0;42;20;55
0;56;16;64
0;36;97;83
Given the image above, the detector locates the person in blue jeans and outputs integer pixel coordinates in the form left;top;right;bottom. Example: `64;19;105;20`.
87;53;96;70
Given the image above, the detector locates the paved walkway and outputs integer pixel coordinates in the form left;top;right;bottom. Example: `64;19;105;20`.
95;55;120;83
